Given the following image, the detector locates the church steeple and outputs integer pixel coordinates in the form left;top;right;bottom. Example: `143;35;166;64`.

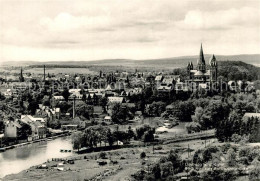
197;43;206;73
199;43;205;65
19;67;24;82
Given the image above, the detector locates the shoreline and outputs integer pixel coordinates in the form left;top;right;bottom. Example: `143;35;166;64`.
0;131;71;152
2;138;217;181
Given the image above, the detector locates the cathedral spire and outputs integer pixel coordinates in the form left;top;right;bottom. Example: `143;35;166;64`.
197;43;206;73
199;43;205;65
19;67;24;82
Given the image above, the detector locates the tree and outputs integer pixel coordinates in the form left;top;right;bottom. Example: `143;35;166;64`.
99;152;107;159
143;130;155;142
136;125;155;140
152;163;161;179
17;123;32;140
185;122;201;133
82;92;86;102
27;100;39;115
249;160;260;180
106;129;114;147
74;103;93;119
100;97;108;113
42;99;50;107
71;132;84;151
160;161;173;178
111;103;133;124
62;87;70;102
167;150;183;173
127;126;135;141
226;148;237;167
140;152;146;159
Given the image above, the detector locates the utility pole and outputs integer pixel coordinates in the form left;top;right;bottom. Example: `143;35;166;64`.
188;144;190;158
43;65;46;81
73;96;76;119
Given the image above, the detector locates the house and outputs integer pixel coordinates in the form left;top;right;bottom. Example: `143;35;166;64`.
3;89;12;98
52;96;65;106
155;75;163;83
21;115;46;140
107;97;124;104
104;116;112;122
4;120;22;138
69;91;83;100
175;82;189;92
243;113;260;120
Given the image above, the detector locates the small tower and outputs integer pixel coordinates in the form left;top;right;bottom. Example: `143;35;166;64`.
187;62;191;72
197;44;206;73
187;62;192;79
19;67;24;82
43;65;46;81
190;62;193;70
209;54;217;81
72;95;76;119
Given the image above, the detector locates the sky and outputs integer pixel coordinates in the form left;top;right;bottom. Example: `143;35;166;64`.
0;0;260;63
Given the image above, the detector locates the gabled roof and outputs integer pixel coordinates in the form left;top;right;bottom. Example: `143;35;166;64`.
209;54;216;65
104;116;111;120
53;96;65;100
21;115;46;124
155;75;163;81
243;113;260;119
5;120;22;128
194;71;204;76
107;97;124;103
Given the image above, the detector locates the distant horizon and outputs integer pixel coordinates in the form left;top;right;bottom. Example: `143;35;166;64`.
1;53;260;64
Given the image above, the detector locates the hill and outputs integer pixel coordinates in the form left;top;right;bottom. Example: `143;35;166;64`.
2;54;260;68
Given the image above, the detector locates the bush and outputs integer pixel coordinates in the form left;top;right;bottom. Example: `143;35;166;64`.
239;147;250;157
221;143;231;153
231;134;242;143
202;146;219;163
154;146;163;150
226;148;237;167
201;169;237;181
238;156;249;165
140;152;146;159
99;152;107;159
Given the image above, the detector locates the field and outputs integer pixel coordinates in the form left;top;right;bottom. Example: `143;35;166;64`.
0;67;98;75
3;138;217;181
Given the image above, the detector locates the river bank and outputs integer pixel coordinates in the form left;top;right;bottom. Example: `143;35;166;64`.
2;138;216;181
0;132;71;152
0;136;73;178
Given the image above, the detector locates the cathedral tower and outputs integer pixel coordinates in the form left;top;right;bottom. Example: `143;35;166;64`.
209;54;217;81
197;44;206;73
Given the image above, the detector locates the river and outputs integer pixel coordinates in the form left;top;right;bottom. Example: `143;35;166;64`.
0;137;73;178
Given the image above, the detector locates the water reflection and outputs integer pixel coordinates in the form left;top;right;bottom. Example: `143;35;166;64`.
0;137;73;178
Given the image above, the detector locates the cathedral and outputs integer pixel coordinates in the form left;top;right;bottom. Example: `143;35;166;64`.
186;44;218;88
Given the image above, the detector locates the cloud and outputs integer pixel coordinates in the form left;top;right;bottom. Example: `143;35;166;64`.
40;12;112;32
0;0;260;63
176;7;260;30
